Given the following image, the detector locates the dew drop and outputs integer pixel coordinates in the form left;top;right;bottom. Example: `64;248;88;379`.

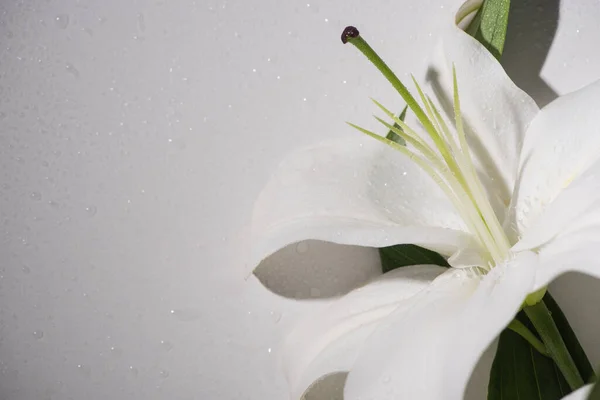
169;308;202;322
295;242;309;254
65;63;79;77
129;365;139;376
137;13;146;32
21;265;31;274
269;311;282;323
85;205;97;217
30;192;42;201
77;364;91;377
109;346;122;356
160;340;173;352
54;14;70;29
159;369;169;378
32;330;44;339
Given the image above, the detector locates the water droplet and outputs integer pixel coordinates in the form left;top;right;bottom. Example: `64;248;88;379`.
109;346;122;356
137;13;146;32
267;347;272;353
160;340;173;351
159;369;169;378
21;265;31;274
32;330;44;339
269;311;282;323
295;242;309;254
30;192;42;201
54;14;70;29
129;365;138;376
85;205;97;217
77;364;91;377
169;308;202;322
65;63;79;77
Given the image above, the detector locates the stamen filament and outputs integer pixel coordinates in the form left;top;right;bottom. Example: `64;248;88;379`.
411;76;457;171
424;97;503;261
380;97;500;262
372;100;439;158
451;67;511;257
350;121;495;262
343;26;512;267
341;27;439;142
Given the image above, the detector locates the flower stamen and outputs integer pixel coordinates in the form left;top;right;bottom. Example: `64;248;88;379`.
343;26;511;267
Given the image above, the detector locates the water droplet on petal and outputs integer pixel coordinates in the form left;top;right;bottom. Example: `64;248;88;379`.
32;330;44;339
30;192;42;201
269;311;282;323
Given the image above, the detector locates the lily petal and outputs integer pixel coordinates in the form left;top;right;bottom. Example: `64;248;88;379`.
532;224;600;290
510;79;600;239
426;24;539;208
282;265;446;399
249;136;469;275
344;251;537;400
513;158;600;252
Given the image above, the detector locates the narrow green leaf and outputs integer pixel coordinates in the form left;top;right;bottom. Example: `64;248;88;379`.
385;105;408;145
544;293;595;383
379;244;449;273
488;294;594;399
489;312;569;400
465;0;510;60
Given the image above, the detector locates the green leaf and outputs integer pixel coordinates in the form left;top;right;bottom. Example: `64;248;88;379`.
379;244;448;273
465;0;510;60
385;105;408;145
489;313;570;400
544;293;595;383
488;295;594;399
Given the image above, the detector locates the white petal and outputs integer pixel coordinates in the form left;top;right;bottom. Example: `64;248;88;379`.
513;157;600;252
510;79;600;238
344;252;538;400
282;265;447;399
249;136;469;274
533;226;600;290
426;24;539;208
561;384;593;400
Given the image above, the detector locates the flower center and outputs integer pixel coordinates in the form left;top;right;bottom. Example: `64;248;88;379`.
342;26;510;268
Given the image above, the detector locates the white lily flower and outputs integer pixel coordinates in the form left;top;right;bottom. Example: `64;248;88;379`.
248;13;600;400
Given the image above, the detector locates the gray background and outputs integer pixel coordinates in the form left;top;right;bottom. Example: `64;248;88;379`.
1;0;599;399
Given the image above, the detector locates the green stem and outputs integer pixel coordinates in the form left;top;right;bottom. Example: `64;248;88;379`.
507;319;548;357
524;300;584;390
340;26;436;136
